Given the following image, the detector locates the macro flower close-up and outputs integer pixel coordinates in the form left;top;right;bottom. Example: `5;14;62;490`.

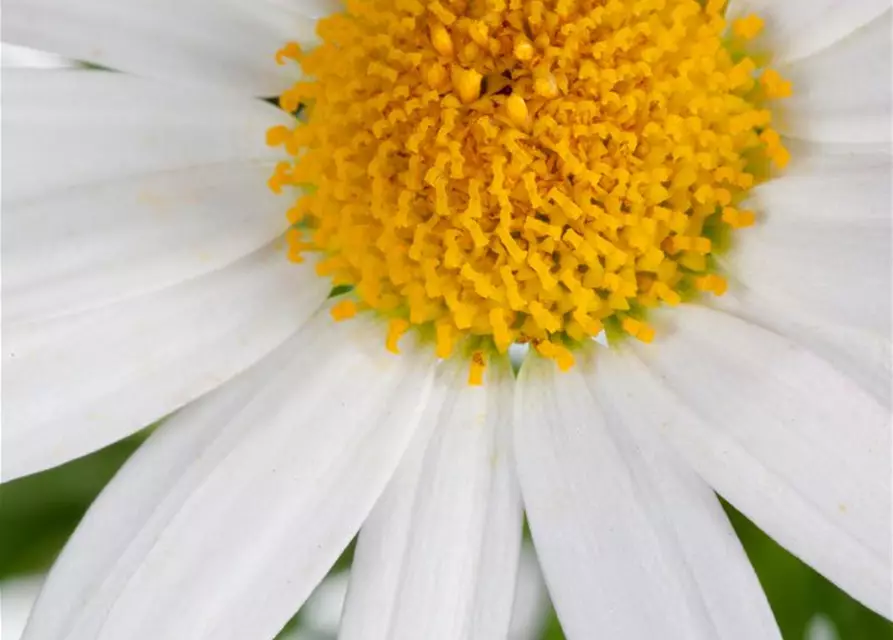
1;0;891;638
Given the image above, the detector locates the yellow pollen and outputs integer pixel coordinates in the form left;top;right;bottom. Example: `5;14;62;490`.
535;339;575;371
468;22;489;48
533;69;559;98
514;39;535;61
695;274;729;296
505;94;529;128
436;321;456;358
386;318;411;354
331;299;359;321
760;68;793;99
468;350;486;386
431;24;454;56
722;206;756;228
621;317;656;344
270;0;791;378
451;66;483;104
732;15;764;40
275;42;302;65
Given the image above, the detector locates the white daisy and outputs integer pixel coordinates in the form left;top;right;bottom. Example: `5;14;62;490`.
1;0;890;639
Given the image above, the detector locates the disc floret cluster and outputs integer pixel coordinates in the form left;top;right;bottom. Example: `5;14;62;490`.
268;0;790;383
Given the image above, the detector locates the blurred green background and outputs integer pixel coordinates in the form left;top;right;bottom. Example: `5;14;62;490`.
2;429;891;640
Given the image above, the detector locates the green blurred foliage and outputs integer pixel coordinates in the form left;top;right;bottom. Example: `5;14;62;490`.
1;436;890;639
0;434;145;578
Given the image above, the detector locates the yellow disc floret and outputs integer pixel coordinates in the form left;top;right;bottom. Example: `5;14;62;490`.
268;0;790;378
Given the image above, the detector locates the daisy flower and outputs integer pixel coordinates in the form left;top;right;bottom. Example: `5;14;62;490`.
2;0;890;638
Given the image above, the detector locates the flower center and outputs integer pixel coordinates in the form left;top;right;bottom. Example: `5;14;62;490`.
267;0;790;383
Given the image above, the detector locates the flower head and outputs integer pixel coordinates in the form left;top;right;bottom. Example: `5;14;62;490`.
1;0;890;639
268;0;792;378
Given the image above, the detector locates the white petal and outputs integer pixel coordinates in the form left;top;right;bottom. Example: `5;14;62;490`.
712;283;891;408
301;548;547;640
22;313;438;640
340;359;522;640
514;354;782;640
0;575;45;640
780;138;893;173
724;152;891;336
728;0;890;64
2;69;290;205
745;145;892;221
508;545;550;640
1;42;72;68
618;305;892;617
4;162;290;323
2;245;328;481
777;11;892;144
2;0;333;95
